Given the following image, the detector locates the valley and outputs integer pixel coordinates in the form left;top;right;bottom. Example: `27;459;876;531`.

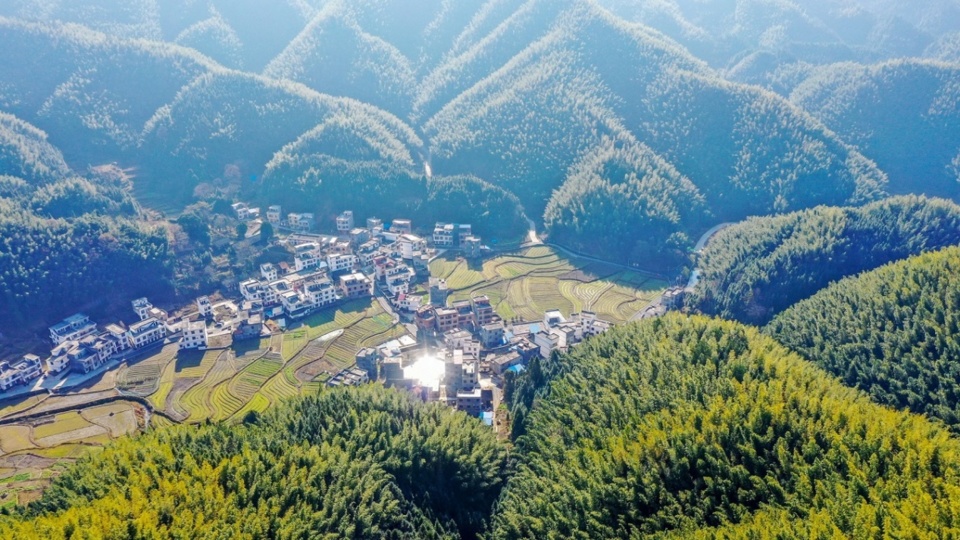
1;0;960;538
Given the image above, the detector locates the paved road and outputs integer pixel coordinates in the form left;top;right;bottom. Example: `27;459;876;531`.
523;217;542;246
693;223;733;254
686;223;733;290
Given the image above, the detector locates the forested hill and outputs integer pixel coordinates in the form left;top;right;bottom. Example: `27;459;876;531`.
687;196;960;325
0;385;507;539
8;317;960;538
0;1;894;263
597;0;960;69
767;247;960;432
0;112;172;329
789;59;960;200
493;315;960;538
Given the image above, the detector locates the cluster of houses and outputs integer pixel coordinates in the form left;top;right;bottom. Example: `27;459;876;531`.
344;282;614;417
0;207;492;395
0;354;42;391
45;307;169;378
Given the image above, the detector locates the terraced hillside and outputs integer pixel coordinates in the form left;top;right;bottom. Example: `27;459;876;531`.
430;245;668;323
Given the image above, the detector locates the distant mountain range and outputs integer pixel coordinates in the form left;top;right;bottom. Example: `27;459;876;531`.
0;0;956;261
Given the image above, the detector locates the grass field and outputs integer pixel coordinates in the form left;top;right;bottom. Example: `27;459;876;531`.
431;246;668;324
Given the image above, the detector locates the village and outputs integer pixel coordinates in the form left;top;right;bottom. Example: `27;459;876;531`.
0;203;659;423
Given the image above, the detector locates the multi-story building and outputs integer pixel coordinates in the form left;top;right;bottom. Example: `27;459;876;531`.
0;363;21;391
132;298;153;321
472;296;496;326
433;223;455;247
233;314;263;341
435;307;458;333
349;228;370;246
339;273;373;298
266;205;282;224
327;253;358;273
337;210;355;232
280;290;309;317
103;324;131;353
480;321;506;348
197;296;213;318
232;202;250;221
355;348;379;378
415;306;437;333
46;349;70;374
180;320;208;350
491;351;523;375
453;300;476;330
260;263;279;281
294;243;323;272
456;387;484;416
385;265;414;296
265;279;291;305
49;313;98;345
305;278;338;307
240;279;264;302
127;317;166;350
534;330;560;358
396;294;422;312
463;235;482;259
391;219;412;234
0;355;42;391
429;278;450;306
287;212;315;232
398;234;426;260
433;223;473;249
366;217;383;231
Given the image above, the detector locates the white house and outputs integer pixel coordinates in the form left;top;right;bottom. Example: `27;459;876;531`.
396;294;422;312
260;263;279;281
132;298;153;321
49;313;98;345
294;243;324;272
398;234;426;259
0;355;42;391
327;253;358;273
266;205;282;224
305;279;338;307
337;210;355;232
127;318;166;350
197;296;213;317
180;320;208;350
433;223;455;247
240;279;264;302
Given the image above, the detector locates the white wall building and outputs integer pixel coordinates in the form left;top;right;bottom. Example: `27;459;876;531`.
337;210;355;232
49;313;98;345
127;318;166;350
180;320;208;350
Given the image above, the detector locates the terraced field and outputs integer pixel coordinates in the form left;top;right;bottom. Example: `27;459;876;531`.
431;246;668;324
114;298;411;424
0;400;144;507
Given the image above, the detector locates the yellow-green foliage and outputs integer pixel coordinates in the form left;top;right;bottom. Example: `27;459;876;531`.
767;246;960;432
495;314;960;538
0;386;507;540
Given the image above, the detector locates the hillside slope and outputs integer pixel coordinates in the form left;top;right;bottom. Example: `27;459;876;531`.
767;247;960;431
790;59;960;200
495;314;960;538
0;385;507;539
687;196;960;325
